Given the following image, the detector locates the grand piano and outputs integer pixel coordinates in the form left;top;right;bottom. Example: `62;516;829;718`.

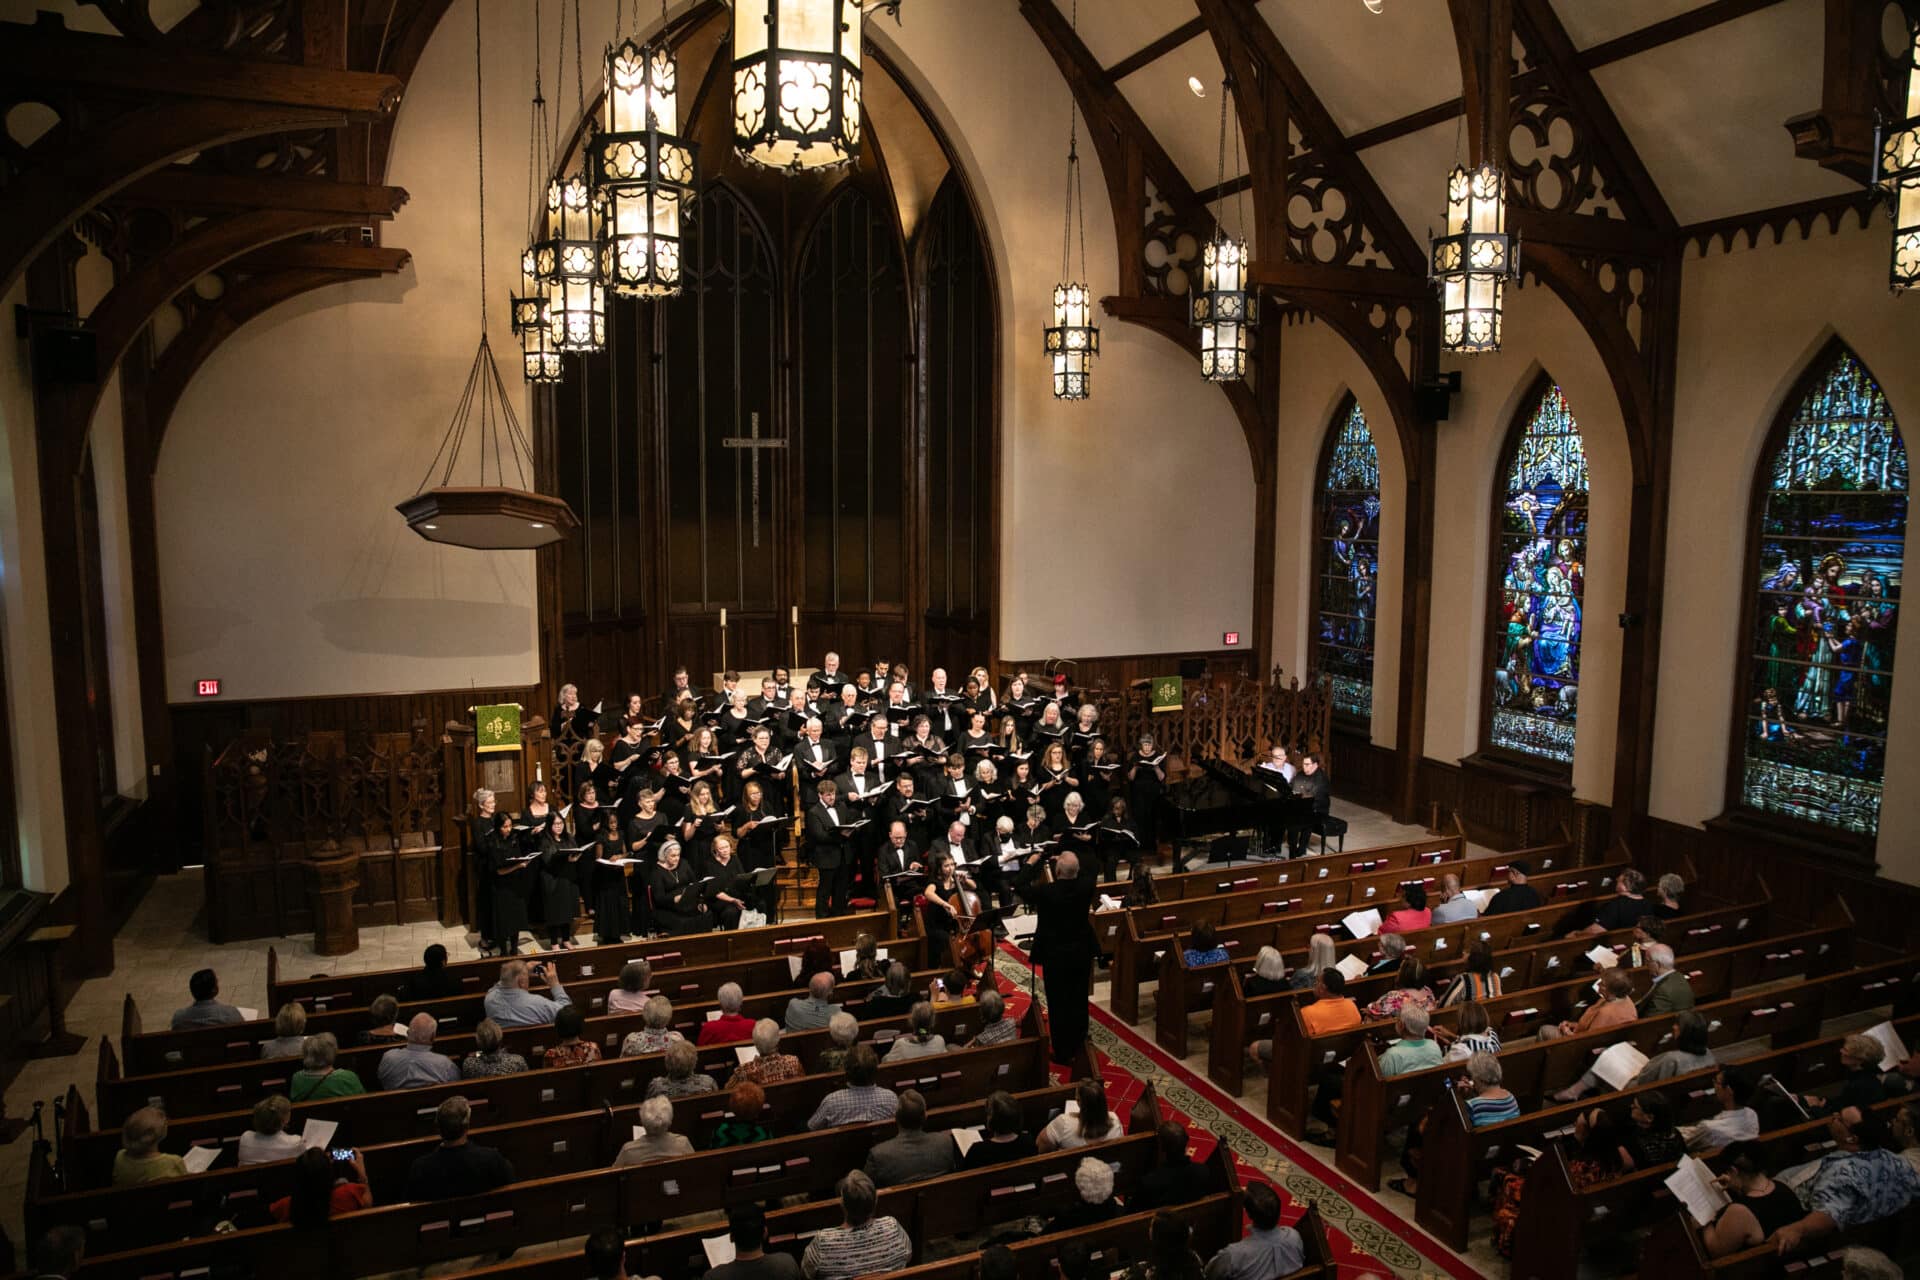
1160;757;1312;865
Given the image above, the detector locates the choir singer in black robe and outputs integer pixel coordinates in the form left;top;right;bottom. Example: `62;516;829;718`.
1014;848;1100;1067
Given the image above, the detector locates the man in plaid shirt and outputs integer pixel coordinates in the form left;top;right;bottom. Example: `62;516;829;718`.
801;1171;912;1279
805;1045;900;1130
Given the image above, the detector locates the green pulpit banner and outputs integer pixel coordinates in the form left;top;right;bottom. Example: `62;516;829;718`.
1150;676;1183;713
474;703;522;754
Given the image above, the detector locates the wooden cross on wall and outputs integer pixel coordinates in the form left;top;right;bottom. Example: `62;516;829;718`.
721;411;787;548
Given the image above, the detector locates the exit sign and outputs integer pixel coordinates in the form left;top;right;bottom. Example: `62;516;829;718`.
1222;631;1241;647
196;679;222;697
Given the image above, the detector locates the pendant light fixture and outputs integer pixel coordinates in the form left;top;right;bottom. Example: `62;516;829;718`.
1044;0;1097;401
532;0;607;353
732;0;863;172
399;0;579;550
594;0;698;297
1874;13;1919;291
514;0;563;383
1193;73;1255;383
1429;159;1516;353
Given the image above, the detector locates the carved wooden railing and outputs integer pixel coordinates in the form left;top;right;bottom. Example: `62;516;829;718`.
1076;671;1334;771
203;727;446;854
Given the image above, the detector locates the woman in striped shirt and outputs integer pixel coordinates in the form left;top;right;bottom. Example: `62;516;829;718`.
1437;1000;1502;1061
1464;1052;1521;1127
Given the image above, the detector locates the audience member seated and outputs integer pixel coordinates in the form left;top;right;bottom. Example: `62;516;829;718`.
379;1012;462;1088
271;1147;371;1225
1463;1052;1520;1128
1245;947;1288;996
356;994;404;1047
864;1088;959;1187
969;988;1017;1047
786;973;844;1031
1380;884;1432;936
646;1040;719;1099
730;1019;803;1087
1682;1066;1759;1153
1484;862;1540;915
1541;969;1638;1063
290;1033;365;1102
607;961;653;1015
1635;944;1694;1015
1183;923;1230;967
1380;1006;1444;1076
1649;873;1684;918
615;1095;696;1166
1587;869;1649;934
259;1003;309;1059
1768;1108;1920;1256
1289;934;1337;990
1700;1139;1805;1257
26;1224;84;1280
816;1012;860;1071
1430;874;1479;925
846;934;886;981
171;968;243;1030
1045;1157;1120;1232
584;1227;631;1280
537;1004;599;1068
710;1081;775;1148
462;1017;530;1078
801;1171;912;1280
700;983;758;1044
405;1096;516;1200
1615;1090;1684;1171
1135;1122;1214;1209
1039;1079;1124;1152
239;1095;304;1165
1435;1000;1501;1062
707;1204;803;1280
964;1090;1039;1168
1127;1210;1205;1280
1301;967;1361;1036
885;1001;948;1061
977;1245;1018;1280
1364;958;1436;1020
113;1107;188;1185
406;944;463;1000
1365;933;1408;977
807;1045;899;1130
621;995;687;1056
1488;1108;1624;1256
1804;1034;1891;1115
858;963;916;1020
1438;941;1502;1007
1202;1182;1300;1280
484;959;571;1027
1630;1010;1716;1086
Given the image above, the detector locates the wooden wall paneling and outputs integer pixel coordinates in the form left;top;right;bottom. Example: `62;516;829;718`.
994;650;1256;696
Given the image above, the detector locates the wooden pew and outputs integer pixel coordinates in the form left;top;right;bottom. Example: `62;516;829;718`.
1205;896;1771;1095
263;892;901;1013
1332;921;1865;1193
61;1004;1040;1191
1412;955;1920;1250
1108;848;1600;1024
1147;825;1465;903
99;964;959;1126
131;935;929;1075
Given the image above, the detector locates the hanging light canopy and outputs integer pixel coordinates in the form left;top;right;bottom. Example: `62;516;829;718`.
1874;14;1919;291
732;0;863;172
1044;0;1097;402
1192;74;1256;383
400;0;579;551
1429;161;1518;354
513;0;563;383
593;2;697;298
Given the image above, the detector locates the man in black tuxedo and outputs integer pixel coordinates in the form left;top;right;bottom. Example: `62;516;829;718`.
1014;849;1100;1067
793;717;837;805
805;778;855;918
876;820;924;881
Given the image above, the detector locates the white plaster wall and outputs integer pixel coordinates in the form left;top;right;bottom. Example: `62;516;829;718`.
1423;281;1632;804
1652;221;1920;882
0;278;71;893
86;369;148;796
1273;318;1405;748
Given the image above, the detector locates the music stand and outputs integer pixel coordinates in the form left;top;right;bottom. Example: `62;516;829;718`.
745;866;781;924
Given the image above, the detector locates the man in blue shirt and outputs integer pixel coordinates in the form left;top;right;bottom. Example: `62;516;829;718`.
171;968;245;1030
483;959;571;1028
377;1013;462;1089
1203;1182;1302;1280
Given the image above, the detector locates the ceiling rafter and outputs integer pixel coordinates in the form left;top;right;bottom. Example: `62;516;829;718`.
1105;16;1207;82
119;171;410;217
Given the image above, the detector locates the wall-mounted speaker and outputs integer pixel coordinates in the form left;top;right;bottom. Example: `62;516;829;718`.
32;326;97;385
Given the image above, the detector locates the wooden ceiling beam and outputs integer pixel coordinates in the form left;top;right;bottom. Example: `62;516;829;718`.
1784;0;1895;184
1247;260;1431;299
0;15;403;118
228;241;413;273
118;172;410;217
1105;16;1207;82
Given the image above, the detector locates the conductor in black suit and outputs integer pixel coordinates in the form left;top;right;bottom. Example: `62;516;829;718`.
1014;849;1100;1067
805;778;854;918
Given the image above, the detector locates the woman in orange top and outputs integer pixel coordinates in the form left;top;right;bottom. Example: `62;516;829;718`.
1541;968;1637;1040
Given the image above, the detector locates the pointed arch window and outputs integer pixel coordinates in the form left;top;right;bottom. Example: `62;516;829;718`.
1314;397;1380;722
1735;346;1907;839
1486;380;1589;765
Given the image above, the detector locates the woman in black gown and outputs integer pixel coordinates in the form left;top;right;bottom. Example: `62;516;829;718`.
1077;736;1115;819
534;811;581;948
1127;734;1168;859
622;788;668;935
577;781;630;944
649;840;708;934
734;779;781;919
699;835;752;930
482;808;532;954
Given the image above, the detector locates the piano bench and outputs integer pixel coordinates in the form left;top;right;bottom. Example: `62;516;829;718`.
1316;817;1348;855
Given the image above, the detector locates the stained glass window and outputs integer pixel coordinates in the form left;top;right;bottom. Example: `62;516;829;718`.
1488;383;1588;764
1739;348;1906;837
1315;400;1380;721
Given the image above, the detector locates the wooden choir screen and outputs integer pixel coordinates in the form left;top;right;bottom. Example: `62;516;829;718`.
1075;672;1335;771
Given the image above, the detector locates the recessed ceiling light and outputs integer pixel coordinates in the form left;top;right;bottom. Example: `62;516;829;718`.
1363;0;1384;13
1188;76;1206;98
422;523;438;530
530;522;545;529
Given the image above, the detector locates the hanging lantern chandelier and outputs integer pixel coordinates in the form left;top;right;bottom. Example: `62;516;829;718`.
1044;0;1097;401
398;0;579;550
529;0;607;354
593;0;698;297
1873;12;1919;291
513;0;563;383
1429;161;1518;354
1192;74;1256;383
732;0;863;172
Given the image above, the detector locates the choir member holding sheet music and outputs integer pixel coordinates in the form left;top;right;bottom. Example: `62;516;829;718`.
534;811;582;949
649;841;708;933
1127;734;1168;855
805;779;861;918
700;835;752;930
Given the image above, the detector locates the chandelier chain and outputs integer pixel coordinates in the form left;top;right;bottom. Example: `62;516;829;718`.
526;0;547;239
474;0;489;335
1231;78;1246;238
574;0;587;124
1061;0;1083;283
